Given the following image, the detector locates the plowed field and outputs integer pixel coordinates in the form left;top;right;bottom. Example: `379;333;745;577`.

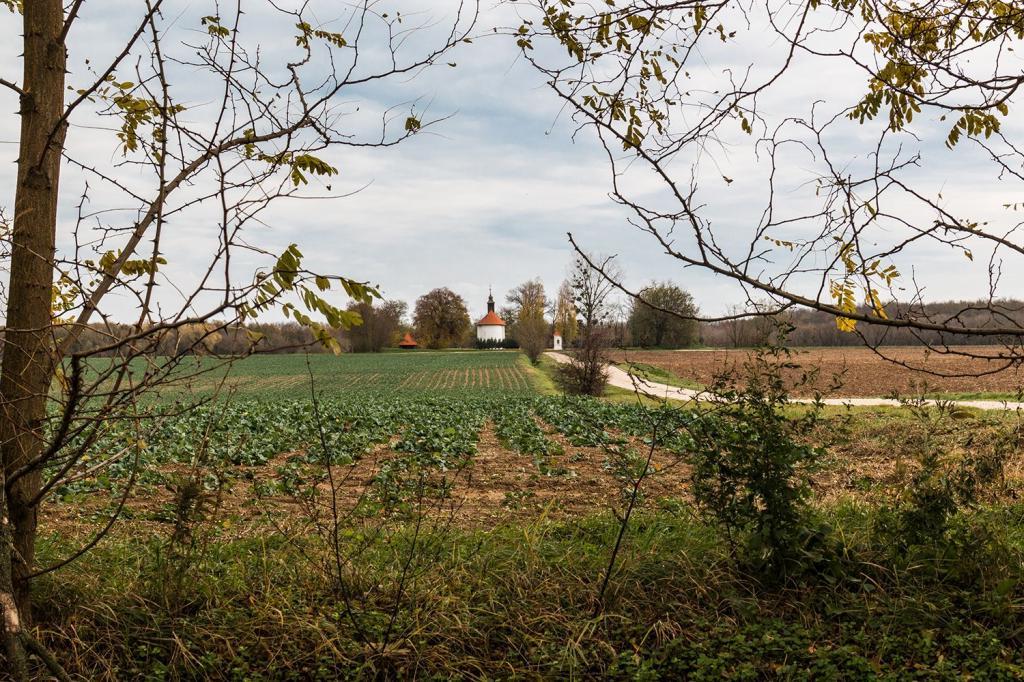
611;346;1024;397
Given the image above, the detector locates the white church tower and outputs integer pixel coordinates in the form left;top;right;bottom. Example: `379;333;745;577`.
475;290;506;343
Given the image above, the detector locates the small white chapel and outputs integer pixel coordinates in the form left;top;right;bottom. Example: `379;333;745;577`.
475;291;506;342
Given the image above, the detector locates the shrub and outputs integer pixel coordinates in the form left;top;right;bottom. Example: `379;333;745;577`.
685;345;835;580
474;338;519;350
874;400;1012;554
554;327;609;396
554;350;608;396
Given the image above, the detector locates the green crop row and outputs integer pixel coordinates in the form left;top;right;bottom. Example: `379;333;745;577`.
51;394;701;501
83;351;540;401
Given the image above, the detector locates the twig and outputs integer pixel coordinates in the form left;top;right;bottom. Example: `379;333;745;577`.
593;414;662;617
0;78;23;96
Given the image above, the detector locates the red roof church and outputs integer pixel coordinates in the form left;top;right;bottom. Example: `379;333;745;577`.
475;290;506;343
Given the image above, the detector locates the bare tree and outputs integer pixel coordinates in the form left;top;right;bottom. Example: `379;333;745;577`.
520;0;1024;376
507;278;549;362
712;302;783;349
557;255;621;395
0;1;475;673
552;280;579;346
348;300;408;352
571;253;620;331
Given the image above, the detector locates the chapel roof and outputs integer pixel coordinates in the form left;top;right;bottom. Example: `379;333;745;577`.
476;310;506;326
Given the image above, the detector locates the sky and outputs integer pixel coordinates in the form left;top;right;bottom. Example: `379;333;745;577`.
1;1;1022;326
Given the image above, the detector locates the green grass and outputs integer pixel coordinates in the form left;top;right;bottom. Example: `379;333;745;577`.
533;354;564;393
918;390;1024;402
91;349;541;401
535;353;692;406
520;353;559;395
614;361;703;390
33;505;1024;679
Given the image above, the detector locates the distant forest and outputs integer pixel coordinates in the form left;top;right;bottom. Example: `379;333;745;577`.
46;321;347;357
701;300;1024;348
17;298;1024;357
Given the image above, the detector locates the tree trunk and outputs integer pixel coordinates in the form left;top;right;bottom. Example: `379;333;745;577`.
654;319;665;347
1;0;66;629
1;474;31;679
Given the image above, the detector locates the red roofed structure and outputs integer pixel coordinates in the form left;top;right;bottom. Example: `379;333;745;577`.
398;332;418;349
475;291;506;343
476;310;506;327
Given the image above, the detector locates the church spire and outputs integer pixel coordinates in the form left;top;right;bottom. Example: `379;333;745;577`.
487;286;495;313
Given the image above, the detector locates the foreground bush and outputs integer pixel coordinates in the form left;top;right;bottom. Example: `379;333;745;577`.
687;347;831;580
474;338;519;350
29;507;1024;680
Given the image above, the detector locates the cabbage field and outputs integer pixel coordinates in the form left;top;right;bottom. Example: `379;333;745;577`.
39;351;1024;679
52;351;688;528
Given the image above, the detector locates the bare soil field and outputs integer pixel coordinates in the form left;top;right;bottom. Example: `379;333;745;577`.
612;346;1024;397
44;408;1024;546
42;423;690;540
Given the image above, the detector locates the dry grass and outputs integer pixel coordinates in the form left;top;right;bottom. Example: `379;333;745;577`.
28;405;1024;679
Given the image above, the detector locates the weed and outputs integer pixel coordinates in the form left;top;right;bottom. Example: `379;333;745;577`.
686;345;837;580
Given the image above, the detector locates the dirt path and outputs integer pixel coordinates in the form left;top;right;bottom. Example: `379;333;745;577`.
545;353;1024;411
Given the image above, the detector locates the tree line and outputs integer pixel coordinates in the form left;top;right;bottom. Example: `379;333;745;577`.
18;292;1011;360
702;300;1024;348
3;278;698;358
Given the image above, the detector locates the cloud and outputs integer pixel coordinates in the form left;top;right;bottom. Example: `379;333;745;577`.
0;0;1020;327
